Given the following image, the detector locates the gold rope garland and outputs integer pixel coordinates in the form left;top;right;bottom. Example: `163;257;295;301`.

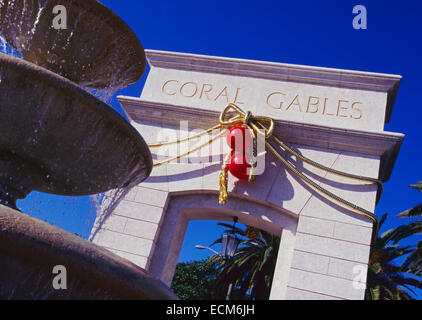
150;127;226;168
148;124;222;149
146;103;382;239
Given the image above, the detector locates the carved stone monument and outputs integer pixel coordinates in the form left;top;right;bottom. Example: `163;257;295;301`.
91;50;404;300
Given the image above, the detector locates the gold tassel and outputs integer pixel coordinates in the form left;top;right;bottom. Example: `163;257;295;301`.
219;152;232;204
248;165;255;182
219;163;229;204
248;127;257;183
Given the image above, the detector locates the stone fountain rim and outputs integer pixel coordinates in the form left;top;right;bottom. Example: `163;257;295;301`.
0;52;153;195
0;204;178;300
1;0;147;89
69;0;147;83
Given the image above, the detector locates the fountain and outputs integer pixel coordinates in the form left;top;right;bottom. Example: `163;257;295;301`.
0;0;146;90
0;0;177;299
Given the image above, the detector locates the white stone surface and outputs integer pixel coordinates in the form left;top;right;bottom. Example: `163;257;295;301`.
92;229;156;257
297;216;335;238
141;51;401;132
270;224;297;300
123;218;160;241
132;186;169;208
286;287;343;300
290;250;330;275
333;221;373;245
93;214;127;233
89;50;405;300
288;268;365;300
327;258;368;283
295;232;371;263
113;200;165;224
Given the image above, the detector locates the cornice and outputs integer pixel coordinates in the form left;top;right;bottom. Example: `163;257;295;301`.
145;50;402;123
119;96;404;182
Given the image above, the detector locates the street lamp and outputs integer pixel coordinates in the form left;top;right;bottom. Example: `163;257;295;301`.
221;217;240;260
195;217;240;259
195;216;240;300
194;245;219;255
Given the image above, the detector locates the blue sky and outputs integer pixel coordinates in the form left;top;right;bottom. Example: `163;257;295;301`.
17;0;421;286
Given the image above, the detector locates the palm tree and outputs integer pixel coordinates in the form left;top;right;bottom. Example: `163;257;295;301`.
394;182;422;277
365;214;421;299
206;223;280;300
397;182;422;218
366;182;422;299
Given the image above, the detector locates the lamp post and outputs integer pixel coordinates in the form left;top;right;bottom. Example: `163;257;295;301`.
221;217;239;260
196;217;240;300
194;245;219;255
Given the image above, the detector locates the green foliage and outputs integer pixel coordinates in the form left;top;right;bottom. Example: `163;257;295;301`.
396;182;422;278
171;259;224;300
397;182;422;218
409;182;422;192
365;214;420;299
366;181;422;300
172;181;422;300
207;223;280;300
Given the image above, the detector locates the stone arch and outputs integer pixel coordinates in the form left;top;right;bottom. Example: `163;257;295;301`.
149;190;298;299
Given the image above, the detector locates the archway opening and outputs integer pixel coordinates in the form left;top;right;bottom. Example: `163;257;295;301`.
148;192;298;300
171;219;281;300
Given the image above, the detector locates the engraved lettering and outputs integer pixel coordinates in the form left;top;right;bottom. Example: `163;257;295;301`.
162;80;178;96
266;92;285;109
336;100;349;118
200;83;213;100
180;82;198;98
306;96;320;113
286;95;303;112
233;88;245;105
351;102;363;120
322;97;335;116
214;86;230;103
161;80;365;122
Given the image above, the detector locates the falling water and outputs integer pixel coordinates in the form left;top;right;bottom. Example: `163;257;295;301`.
85;86;118;104
0;0;129;103
0;0;168;301
89;187;132;241
0;0;135;236
0;35;21;57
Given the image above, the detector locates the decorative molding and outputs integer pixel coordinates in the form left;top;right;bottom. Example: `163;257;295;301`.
118;96;404;182
145;50;402;123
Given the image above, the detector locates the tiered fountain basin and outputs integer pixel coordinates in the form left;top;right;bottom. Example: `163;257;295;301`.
0;0;178;299
0;0;146;90
0;53;178;300
0;53;152;208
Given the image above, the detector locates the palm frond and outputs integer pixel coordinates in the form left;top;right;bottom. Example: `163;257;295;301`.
409;182;422;192
207;225;280;300
392;221;422;243
397;203;422;218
